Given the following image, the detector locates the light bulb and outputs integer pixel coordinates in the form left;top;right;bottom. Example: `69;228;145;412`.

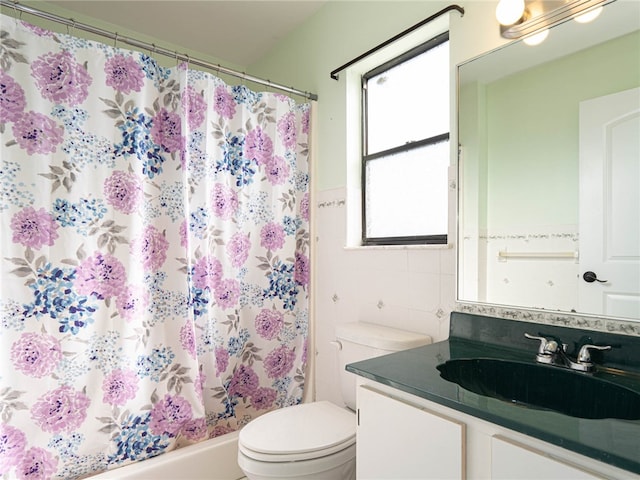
523;29;549;46
496;0;526;25
574;6;603;23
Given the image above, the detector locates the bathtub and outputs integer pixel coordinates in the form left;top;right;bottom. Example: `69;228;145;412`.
91;431;244;480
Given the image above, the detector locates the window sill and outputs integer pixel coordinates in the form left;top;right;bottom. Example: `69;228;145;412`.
343;243;453;251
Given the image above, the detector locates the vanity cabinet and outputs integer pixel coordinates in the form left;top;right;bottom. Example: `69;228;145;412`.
356;385;465;480
491;435;603;480
356;382;637;480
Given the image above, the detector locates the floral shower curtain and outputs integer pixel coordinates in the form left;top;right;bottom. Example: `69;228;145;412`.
0;15;310;480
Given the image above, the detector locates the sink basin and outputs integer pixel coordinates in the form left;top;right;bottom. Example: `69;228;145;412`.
437;358;640;420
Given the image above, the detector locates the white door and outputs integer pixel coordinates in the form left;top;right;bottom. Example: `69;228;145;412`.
356;385;465;480
491;435;604;480
579;87;640;319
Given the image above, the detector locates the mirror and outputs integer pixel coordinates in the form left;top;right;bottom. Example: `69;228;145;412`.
457;0;640;322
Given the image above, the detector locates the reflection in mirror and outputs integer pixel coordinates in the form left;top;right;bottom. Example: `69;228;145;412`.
457;0;640;322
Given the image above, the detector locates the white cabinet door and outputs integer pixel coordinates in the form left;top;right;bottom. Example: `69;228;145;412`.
491;435;604;480
357;385;465;480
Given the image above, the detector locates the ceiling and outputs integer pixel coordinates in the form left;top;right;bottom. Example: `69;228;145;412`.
43;1;326;66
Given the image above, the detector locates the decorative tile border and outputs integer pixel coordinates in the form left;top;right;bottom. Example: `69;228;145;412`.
455;302;640;337
316;199;345;209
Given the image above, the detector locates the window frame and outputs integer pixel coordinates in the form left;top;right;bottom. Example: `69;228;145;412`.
361;31;450;247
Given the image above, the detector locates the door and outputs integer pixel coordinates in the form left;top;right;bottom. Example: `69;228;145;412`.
491;435;603;480
579;87;640;319
356;385;465;480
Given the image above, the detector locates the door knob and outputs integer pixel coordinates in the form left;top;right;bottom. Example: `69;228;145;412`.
583;271;607;283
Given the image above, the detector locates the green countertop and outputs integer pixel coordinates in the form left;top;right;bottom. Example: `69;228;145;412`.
346;312;640;475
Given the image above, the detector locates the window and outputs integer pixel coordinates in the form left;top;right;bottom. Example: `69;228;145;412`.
362;32;450;246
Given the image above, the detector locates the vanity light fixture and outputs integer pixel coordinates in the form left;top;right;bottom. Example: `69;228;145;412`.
573;5;603;22
522;28;549;45
496;0;615;41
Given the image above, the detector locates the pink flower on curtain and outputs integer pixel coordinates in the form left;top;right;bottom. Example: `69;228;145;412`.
184;86;206;129
31;51;91;105
193;255;223;290
301;107;310;134
213;85;236;119
260;222;285;251
277;111;297;149
227;364;259;397
210;183;238;220
244;127;273;166
151;108;183;153
16;446;58;480
254;309;283;340
10;207;59;250
0;71;26;123
194;369;206;402
103;170;143;214
74;252;126;299
115;284;150;322
179;219;189;248
251;387;277;410
265;155;290;186
300;192;310;222
264;345;296;378
180;418;207;441
294;252;310;287
226;232;250;268
0;424;27;473
31;385;90;434
21;21;54;37
180;323;196;358
149;394;193;436
102;369;139;406
105;54;145;94
214;347;229;376
11;111;63;155
130;225;169;271
213;278;240;310
210;425;235;438
10;332;62;378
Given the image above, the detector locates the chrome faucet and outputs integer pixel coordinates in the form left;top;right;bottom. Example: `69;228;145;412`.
524;333;611;373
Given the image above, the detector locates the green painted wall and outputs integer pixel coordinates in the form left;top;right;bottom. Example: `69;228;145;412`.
249;1;457;192
3;1;246;76
485;31;640;230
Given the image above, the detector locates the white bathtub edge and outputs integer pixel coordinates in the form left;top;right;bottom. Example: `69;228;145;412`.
90;431;243;480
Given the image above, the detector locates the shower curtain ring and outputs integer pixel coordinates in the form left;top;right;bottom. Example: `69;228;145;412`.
12;1;19;24
113;32;118;48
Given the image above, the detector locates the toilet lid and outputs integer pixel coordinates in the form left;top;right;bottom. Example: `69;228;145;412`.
239;401;355;460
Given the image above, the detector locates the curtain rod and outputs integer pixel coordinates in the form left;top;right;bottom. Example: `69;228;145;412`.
330;4;464;80
0;0;318;101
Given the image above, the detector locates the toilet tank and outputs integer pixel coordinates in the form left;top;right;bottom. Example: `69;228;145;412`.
335;322;432;410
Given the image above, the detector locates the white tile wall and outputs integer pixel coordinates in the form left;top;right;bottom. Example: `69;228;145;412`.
313;187;456;405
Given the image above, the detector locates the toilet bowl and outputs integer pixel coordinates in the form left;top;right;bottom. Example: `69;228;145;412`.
237;322;432;480
238;401;356;480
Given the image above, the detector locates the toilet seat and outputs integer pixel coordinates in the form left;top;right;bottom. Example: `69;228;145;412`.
238;401;356;463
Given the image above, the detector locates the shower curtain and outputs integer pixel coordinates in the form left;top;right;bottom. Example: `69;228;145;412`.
0;16;311;480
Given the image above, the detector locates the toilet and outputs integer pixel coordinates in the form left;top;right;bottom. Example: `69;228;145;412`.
237;322;432;480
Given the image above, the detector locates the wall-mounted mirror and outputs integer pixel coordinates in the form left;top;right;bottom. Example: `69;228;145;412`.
457;0;640;322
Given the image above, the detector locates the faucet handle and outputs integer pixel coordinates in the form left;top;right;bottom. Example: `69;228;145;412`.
524;333;559;355
577;344;611;364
